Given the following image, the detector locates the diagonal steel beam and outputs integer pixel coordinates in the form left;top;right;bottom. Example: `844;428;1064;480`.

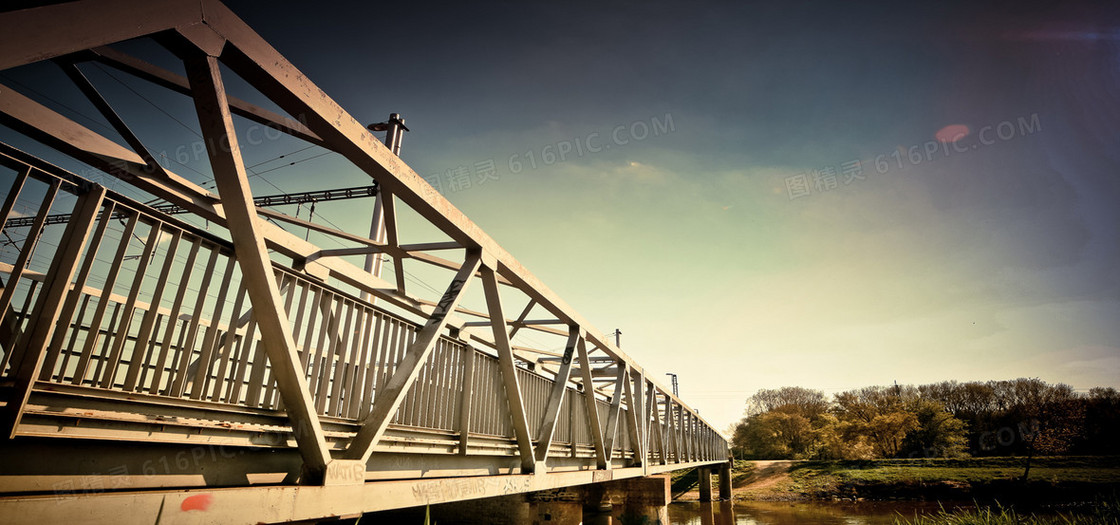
344;251;481;463
602;362;628;463
575;336;608;469
623;367;644;467
480;261;536;473
58;61;169;178
533;327;580;464
87;45;328;148
183;52;333;479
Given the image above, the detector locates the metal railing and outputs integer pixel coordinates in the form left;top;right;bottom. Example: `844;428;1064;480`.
0;150;725;465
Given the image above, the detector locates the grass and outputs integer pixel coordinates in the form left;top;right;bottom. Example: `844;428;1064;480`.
790;456;1120;486
892;498;1120;525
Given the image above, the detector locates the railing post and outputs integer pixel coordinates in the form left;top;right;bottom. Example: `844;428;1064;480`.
458;344;475;455
2;184;104;439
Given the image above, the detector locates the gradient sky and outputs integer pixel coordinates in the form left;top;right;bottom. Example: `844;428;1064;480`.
3;0;1119;432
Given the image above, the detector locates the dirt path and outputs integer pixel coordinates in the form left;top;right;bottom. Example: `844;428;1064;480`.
676;460;800;501
736;460;795;492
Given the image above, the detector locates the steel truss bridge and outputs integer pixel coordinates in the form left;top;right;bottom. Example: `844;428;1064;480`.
0;1;729;523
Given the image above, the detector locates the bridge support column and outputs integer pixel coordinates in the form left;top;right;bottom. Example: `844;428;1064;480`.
612;474;671;525
698;466;713;502
719;460;732;500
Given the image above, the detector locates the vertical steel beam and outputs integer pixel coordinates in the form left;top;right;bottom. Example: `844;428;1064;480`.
480;261;535;473
183;53;332;479
345;251;481;463
2;184;104;438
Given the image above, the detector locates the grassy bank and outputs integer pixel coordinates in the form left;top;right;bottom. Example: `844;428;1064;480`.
893;499;1120;525
723;456;1120;504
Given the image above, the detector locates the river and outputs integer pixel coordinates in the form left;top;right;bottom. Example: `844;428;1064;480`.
666;500;974;525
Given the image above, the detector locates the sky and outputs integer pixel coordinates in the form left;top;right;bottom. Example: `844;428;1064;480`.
2;0;1119;433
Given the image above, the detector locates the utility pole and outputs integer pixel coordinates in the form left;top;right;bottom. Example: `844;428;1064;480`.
611;329;621;348
364;113;409;301
665;373;678;397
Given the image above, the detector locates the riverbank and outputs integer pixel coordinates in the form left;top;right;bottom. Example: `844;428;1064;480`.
675;456;1120;505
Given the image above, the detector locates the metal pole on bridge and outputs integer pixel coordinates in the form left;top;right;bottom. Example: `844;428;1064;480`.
363;113;409;302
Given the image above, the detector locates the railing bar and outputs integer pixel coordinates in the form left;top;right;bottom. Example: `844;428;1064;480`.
327;299;354;416
473;356;486;435
148;232;199;394
208;284;247;401
100;220;162;389
0;179;60;328
298;286;322;376
0;280;38;375
170;243;218;397
355;310;376;418
87;303;121;386
123;228;183;391
424;340;444;428
135;313;164;388
289;280;310;367
342;306;369;418
259;272;297;408
405;332;423;426
53;294;91;381
0;166;31;236
457;345;475;454
306;291;333;403
313;294;342;414
378;318;398;398
359;312;384;420
162;318;190;395
70;212;138;385
440;341;455;429
413;340;433;427
246;274;290;408
345;307;371;419
437;341;452;428
442;340;460;430
189;259;236;399
39;200;115;380
228;316;258;404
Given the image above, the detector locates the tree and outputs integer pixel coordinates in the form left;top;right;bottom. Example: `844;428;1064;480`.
733;387;829;459
900;397;969;458
833;386;919;458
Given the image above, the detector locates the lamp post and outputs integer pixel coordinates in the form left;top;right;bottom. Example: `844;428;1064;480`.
362;113;409;301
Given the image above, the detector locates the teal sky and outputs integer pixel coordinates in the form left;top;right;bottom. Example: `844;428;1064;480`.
2;1;1118;432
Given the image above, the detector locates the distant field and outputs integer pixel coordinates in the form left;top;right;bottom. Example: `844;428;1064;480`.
718;456;1120;503
793;456;1120;485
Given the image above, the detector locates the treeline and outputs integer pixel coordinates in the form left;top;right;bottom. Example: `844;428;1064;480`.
730;379;1120;460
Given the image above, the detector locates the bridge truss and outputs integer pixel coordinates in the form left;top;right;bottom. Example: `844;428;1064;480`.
0;1;728;522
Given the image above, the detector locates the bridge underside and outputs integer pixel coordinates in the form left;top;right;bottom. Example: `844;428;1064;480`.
0;1;728;522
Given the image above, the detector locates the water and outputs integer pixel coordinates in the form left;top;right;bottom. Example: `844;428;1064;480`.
666;500;974;525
